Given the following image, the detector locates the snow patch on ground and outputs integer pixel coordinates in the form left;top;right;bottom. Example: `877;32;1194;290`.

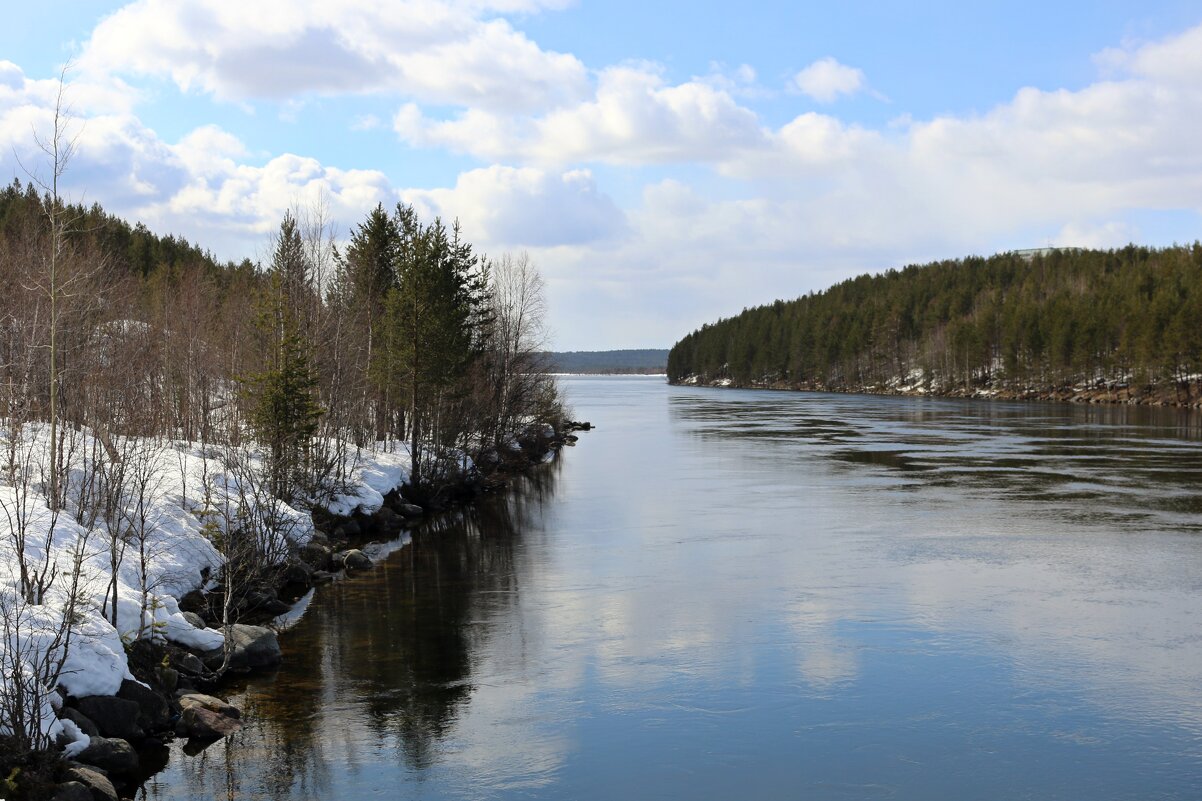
1;423;415;747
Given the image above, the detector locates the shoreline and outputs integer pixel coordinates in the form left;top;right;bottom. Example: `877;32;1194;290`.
37;422;589;801
670;376;1202;410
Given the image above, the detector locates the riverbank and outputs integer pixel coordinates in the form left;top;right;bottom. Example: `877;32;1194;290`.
674;373;1202;409
3;421;588;801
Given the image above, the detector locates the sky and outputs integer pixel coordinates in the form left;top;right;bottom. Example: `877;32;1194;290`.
1;1;1201;349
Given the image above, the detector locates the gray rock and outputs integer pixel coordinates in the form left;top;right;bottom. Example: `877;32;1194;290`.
50;781;94;801
177;589;207;614
202;624;282;671
337;549;372;571
181;704;243;739
177;692;241;719
299;541;333;569
76;736;140;776
60;707;99;737
63;767;118;801
171;650;206;676
397;503;424;517
74;695;144;742
117;678;170;732
281;560;313;585
333;518;361;538
181;611;207;629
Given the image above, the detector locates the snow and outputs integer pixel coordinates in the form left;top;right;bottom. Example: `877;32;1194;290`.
324;443;411;517
0;422;417;750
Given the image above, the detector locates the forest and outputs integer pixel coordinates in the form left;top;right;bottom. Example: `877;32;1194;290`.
0;123;560;771
668;245;1202;404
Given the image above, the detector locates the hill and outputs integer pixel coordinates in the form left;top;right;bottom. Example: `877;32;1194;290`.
545;349;668;374
667;245;1202;407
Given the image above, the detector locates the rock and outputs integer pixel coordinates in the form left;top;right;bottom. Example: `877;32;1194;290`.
333;518;361;538
51;781;94;801
337;549;372;571
311;570;336;584
280;560;313;586
181;611;207;629
180;705;243;739
177;692;241;719
156;666;179;693
74;695;144;742
117;678;170;733
171;650;206;676
60;707;99;737
76;736;140;776
372;506;400;528
309;529;330;545
177;589;208;615
299;541;333;569
397;503;425;518
63;767;118;801
202;624;281;671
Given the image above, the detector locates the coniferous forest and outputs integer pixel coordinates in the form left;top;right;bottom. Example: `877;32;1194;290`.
668;246;1202;406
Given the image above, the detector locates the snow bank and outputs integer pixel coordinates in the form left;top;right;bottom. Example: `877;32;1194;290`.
0;423;415;748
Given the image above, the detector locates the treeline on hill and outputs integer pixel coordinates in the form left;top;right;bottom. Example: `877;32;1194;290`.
545;349;668;374
0;179;561;502
668;245;1202;404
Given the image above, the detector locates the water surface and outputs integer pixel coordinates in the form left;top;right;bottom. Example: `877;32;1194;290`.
144;377;1202;800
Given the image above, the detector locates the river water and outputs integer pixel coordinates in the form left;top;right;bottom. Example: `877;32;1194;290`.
144;376;1202;800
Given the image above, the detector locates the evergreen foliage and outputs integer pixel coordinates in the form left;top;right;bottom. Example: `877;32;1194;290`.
668;245;1202;400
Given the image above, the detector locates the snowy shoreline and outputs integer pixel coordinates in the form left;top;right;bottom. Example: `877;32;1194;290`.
2;418;580;798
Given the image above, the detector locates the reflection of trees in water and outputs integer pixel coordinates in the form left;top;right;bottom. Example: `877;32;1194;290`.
162;462;562;800
358;461;561;769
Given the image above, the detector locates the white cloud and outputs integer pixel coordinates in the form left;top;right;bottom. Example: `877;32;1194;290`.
80;0;589;112
396;64;767;165
403;165;626;248
793;57;866;103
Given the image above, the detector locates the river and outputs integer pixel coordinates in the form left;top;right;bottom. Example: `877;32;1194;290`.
143;375;1202;800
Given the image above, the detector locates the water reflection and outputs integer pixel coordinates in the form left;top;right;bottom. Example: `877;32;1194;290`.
143;464;560;800
145;380;1202;801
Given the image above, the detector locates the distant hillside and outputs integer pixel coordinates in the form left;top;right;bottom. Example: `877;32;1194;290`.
668;245;1202;407
545;349;668;374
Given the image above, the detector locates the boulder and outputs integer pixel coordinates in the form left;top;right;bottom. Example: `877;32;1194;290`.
280;560;313;586
74;695;144;742
299;541;333;569
170;649;206;676
202;624;282;671
372;506;400;528
60;707;99;737
177;692;241;719
180;704;243;739
397;503;425;518
62;767;118;801
337;549;372;571
180;611;207;629
333;518;361;538
117;678;170;733
76;736;140;776
177;589;208;615
50;781;93;801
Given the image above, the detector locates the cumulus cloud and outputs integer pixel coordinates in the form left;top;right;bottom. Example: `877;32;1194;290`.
79;0;589;112
793;57;866;103
396;64;767;165
403;166;626;248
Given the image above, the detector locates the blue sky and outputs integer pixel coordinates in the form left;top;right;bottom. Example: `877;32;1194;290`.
2;2;1201;348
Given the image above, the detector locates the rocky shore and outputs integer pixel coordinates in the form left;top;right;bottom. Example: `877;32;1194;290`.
37;421;590;801
677;374;1202;409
